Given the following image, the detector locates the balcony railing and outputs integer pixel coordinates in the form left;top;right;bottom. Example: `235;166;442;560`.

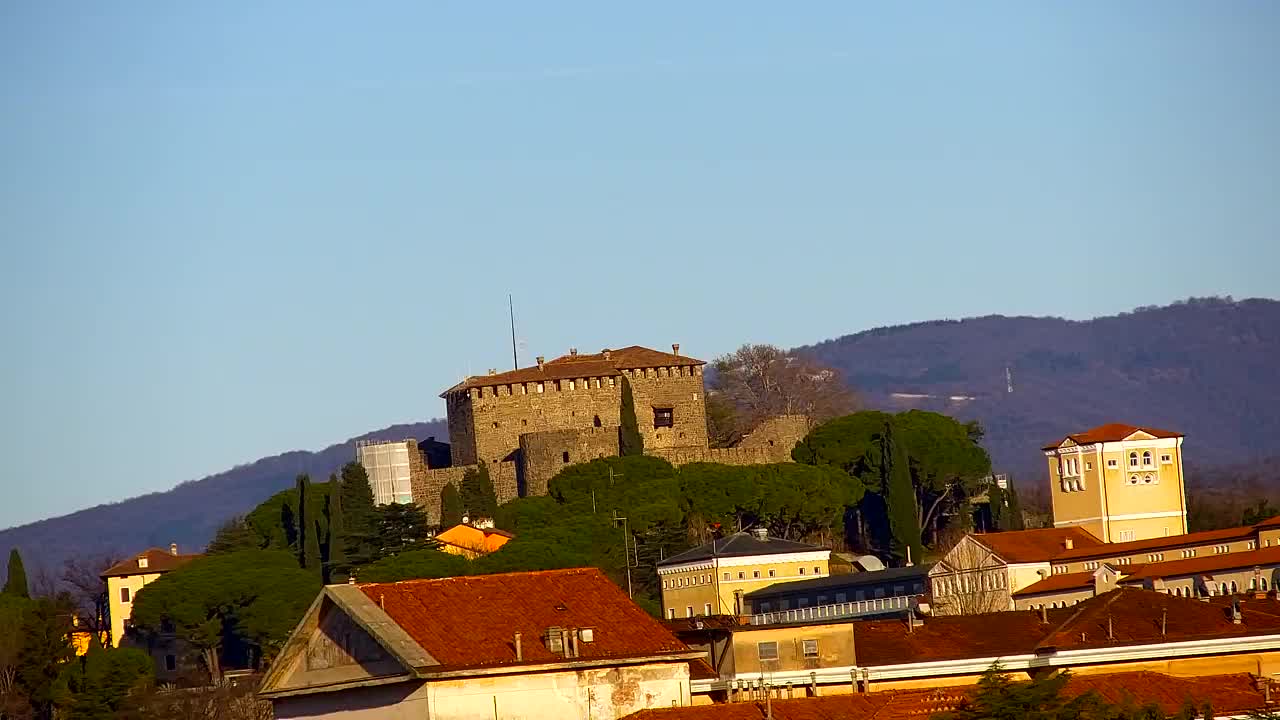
749;594;919;626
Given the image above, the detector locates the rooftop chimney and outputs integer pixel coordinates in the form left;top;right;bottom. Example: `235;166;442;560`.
536;356;545;370
751;527;769;541
169;543;178;556
488;368;497;375
1232;599;1244;625
1064;538;1074;551
514;631;523;661
570;348;578;357
672;343;680;356
602;348;611;360
1040;605;1048;624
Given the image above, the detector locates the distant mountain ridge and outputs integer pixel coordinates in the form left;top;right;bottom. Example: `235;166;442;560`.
797;296;1279;483
0;420;446;583
4;297;1276;582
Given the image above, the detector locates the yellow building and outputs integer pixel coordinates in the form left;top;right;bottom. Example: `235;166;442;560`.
1043;423;1188;543
434;519;513;560
656;529;831;619
100;544;200;647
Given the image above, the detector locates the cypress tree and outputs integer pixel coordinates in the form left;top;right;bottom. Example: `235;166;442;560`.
326;481;346;582
1005;483;1026;531
295;475;312;569
305;518;323;575
340;461;377;567
440;484;464;528
619;377;644;456
4;548;29;598
882;423;923;566
460;464;498;519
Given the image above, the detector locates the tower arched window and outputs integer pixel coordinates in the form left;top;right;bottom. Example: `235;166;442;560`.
593;415;602;427
1142;451;1153;467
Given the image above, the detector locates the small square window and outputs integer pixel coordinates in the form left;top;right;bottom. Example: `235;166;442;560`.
738;572;745;580
165;654;176;671
654;408;674;429
1107;459;1118;468
753;570;760;578
799;567;806;575
814;566;821;575
802;639;819;658
1160;454;1172;464
768;569;775;577
1085;462;1093;471
723;572;731;581
120;587;131;604
757;642;779;661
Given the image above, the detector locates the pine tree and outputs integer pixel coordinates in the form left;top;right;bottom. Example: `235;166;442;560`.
439;484;464;528
206;517;261;554
619;377;644;456
325;480;346;582
340;462;377;568
4;548;29;598
375;503;434;557
295;475;312;569
460;464;498;519
882;423;923;566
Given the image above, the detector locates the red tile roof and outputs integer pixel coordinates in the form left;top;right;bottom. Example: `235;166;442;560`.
100;548;202;578
443;345;704;394
1255;514;1280;530
1012;569;1100;597
357;568;694;671
1121;544;1280;582
623;672;1270;720
1052;525;1255;562
852;610;1053;665
1042;423;1182;450
972;526;1104;564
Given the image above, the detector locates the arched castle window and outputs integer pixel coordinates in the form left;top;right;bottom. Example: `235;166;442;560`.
593;415;602;427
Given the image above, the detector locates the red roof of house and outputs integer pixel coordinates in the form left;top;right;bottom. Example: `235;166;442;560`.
1052;525;1256;562
1012;569;1102;597
443;345;703;394
1042;423;1183;451
357;568;692;671
1121;544;1280;582
1255;514;1280;530
622;672;1270;719
100;548;202;578
852;609;1053;665
972;526;1104;564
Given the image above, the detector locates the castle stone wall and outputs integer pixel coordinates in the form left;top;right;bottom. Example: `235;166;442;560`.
520;426;622;497
464;375;624;468
624;367;708;451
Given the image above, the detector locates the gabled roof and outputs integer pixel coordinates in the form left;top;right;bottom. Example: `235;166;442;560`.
1121;544;1280;582
658;532;828;567
100;548;202;578
1012;566;1113;598
743;564;932;600
969;527;1104;564
358;568;695;670
621;672;1270;720
434;524;514;554
1042;423;1182;451
443;345;704;395
1052;525;1255;562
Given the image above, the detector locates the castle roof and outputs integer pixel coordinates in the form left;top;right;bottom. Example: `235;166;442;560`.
442;345;704;396
1042;423;1183;451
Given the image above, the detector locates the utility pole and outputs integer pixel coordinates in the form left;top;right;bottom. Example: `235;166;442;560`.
613;509;632;598
508;294;519;370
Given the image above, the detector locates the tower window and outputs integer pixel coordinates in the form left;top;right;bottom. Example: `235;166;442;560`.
562;451;570;464
593;415;602;427
654;408;674;428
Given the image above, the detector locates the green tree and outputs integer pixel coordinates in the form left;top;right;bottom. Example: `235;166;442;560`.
935;663;1165;720
56;644;153;720
439;484;464;528
339;462;378;567
619;377;644;456
295;475;312;568
460;464;498;519
304;518;323;575
325;482;346;582
205;516;261;555
4;548;29;598
360;549;471;583
375;503;435;557
17;595;75;720
129;550;320;680
884;422;924;565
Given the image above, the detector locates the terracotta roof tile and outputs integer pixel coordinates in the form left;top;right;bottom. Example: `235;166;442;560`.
973;527;1104;564
100;548;202;578
1255;514;1280;530
1121;545;1280;582
357;567;693;671
1052;525;1256;562
852;609;1051;665
1042;423;1182;450
623;672;1269;719
1012;569;1101;597
442;345;705;394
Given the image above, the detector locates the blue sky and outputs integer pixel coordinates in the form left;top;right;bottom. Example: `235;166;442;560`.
2;2;1277;530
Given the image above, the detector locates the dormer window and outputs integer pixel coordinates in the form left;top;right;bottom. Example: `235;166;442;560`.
137;556;149;570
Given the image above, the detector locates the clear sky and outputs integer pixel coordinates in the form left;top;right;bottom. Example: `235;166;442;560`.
2;2;1277;530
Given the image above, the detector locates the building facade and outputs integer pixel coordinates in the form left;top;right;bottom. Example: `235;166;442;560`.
657;530;831;619
100;544;200;648
355;439;425;506
1043;423;1188;543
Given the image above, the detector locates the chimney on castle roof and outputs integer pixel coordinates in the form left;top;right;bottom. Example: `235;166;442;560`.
602;348;611;360
536;356;545;370
672;343;680;356
570;348;578;357
488;368;496;375
169;543;178;556
1063;537;1074;551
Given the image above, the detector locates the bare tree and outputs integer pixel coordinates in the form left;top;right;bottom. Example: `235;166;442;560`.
930;536;1013;616
62;551;121;635
126;677;273;720
708;344;859;445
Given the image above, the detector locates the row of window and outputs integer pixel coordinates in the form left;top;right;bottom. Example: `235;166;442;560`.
755;584;925;612
756;639;819;661
1059;451;1172;477
663;566;824;589
1058;541;1260;573
463;366;702;400
933;572;1006;597
667;603;715;619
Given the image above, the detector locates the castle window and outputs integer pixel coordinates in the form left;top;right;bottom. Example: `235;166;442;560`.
1129;452;1139;468
609;377;616;387
520;384;527;394
492;422;499;429
568;380;575;391
536;382;544;394
1142;451;1153;467
522;419;527;426
654;407;674;428
595;378;601;389
593;415;602;428
555;381;562;391
562;451;570;464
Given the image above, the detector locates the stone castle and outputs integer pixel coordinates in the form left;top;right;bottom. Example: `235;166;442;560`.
372;344;807;524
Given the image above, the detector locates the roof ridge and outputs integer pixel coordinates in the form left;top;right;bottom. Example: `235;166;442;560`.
1036;587;1130;649
358;566;598;588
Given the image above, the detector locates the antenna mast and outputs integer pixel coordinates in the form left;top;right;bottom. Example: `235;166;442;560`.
509;294;519;370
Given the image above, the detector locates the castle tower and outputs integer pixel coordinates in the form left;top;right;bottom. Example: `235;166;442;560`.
1043;423;1187;543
